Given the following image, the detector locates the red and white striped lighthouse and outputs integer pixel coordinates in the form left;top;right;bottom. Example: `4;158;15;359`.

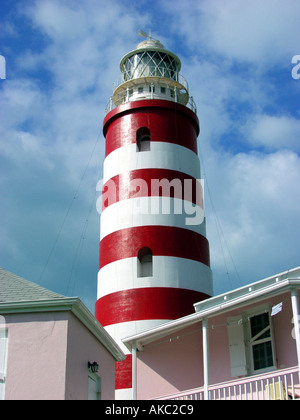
95;35;213;399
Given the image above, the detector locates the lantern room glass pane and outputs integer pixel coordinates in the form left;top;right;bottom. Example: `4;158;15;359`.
122;51;179;81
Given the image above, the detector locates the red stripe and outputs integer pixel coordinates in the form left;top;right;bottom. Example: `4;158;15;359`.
99;225;210;269
115;355;132;390
102;169;203;210
95;287;209;327
103;100;199;156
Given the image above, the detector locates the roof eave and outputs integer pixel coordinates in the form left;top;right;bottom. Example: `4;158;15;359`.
0;297;125;362
123;278;300;352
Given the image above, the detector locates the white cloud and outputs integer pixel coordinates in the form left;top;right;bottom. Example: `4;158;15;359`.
204;147;300;292
0;0;152;309
26;0;88;43
245;114;300;151
1;0;300;310
161;0;300;68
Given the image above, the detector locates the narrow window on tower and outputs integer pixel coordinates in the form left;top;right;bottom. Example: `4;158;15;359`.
136;127;151;152
137;247;153;277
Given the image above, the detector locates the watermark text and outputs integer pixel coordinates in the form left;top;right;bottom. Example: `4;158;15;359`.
0;55;6;80
96;177;205;226
291;55;300;80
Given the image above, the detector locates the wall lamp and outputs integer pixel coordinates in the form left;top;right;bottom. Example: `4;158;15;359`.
88;361;99;373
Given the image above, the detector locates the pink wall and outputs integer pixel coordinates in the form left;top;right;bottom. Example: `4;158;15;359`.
136;291;300;399
3;310;116;400
65;312;116;400
137;322;203;399
5;312;68;400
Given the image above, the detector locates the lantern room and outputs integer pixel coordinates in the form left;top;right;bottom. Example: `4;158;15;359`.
107;36;195;112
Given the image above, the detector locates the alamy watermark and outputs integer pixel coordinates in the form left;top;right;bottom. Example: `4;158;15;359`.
96;177;205;226
291;55;300;80
0;55;6;80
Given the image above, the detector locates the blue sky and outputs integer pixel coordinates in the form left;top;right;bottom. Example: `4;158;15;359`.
1;0;300;313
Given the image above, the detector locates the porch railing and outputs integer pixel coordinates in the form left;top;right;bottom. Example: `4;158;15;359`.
154;366;300;400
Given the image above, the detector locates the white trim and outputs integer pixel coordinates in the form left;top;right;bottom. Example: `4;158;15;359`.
291;289;300;383
132;342;137;400
241;303;276;376
0;298;125;362
97;257;213;299
100;197;205;239
105;319;170;354
0;328;8;401
202;318;209;400
103;142;200;184
122;276;300;351
194;267;300;313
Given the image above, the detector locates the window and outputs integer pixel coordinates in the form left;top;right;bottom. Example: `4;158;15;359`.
88;374;101;400
247;312;275;372
227;305;276;377
161;87;166;94
137;247;153;277
138;87;144;94
136;127;150;152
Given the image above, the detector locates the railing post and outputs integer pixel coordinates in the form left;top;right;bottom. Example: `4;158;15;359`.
202;317;209;400
150;83;154;99
132;341;137;400
291;288;300;384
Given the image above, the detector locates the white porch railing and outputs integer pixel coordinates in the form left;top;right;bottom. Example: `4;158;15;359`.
154;366;300;400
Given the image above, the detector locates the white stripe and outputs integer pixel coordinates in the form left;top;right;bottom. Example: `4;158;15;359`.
103;142;200;183
100;196;205;239
115;388;133;400
98;256;213;299
105;319;169;354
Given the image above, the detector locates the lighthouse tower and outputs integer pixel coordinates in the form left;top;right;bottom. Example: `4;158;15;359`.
95;35;213;399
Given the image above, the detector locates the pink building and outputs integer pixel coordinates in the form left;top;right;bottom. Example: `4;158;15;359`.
0;268;125;400
123;266;300;400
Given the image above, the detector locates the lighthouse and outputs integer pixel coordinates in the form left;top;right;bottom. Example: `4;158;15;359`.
95;34;213;399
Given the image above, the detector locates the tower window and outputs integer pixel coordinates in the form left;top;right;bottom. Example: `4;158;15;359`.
161;87;166;94
137;247;153;277
136;127;150;152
